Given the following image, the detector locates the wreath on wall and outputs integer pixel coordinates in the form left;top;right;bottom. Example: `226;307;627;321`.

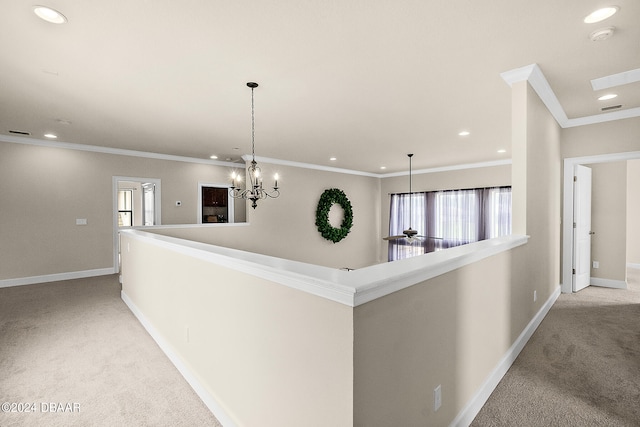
315;188;353;243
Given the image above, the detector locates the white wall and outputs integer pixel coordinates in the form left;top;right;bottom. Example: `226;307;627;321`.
628;160;640;267
120;232;354;427
589;162;627;282
0;141;243;281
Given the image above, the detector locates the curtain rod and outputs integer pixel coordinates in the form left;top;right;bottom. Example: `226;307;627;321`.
388;185;511;196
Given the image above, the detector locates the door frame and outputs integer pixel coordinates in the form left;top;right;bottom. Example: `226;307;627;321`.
561;151;640;293
112;176;162;273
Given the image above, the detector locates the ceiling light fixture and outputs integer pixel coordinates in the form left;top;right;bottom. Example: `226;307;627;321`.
497;149;507;153
383;154;427;243
458;131;470;136
210;155;218;159
33;6;67;24
44;133;57;139
584;6;619;24
230;82;279;209
597;94;618;101
330;157;337;161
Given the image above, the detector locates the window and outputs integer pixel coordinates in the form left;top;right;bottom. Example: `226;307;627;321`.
388;186;511;261
117;190;133;227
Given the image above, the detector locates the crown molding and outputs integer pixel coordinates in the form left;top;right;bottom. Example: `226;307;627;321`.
501;63;640;128
0;133;239;167
380;159;512;178
591;68;640;91
240;154;380;177
1;132;512;179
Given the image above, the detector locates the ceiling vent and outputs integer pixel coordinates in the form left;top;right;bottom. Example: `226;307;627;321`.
601;104;622;111
590;27;615;41
9;130;31;135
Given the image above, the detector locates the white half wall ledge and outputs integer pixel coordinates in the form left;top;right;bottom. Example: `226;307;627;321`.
500;63;640;128
120;229;528;307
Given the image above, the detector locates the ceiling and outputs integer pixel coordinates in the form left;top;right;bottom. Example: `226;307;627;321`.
1;1;638;174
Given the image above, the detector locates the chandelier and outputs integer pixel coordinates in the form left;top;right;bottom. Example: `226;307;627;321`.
230;82;280;209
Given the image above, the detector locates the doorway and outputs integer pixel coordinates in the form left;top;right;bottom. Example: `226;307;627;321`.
113;176;162;272
562;152;640;293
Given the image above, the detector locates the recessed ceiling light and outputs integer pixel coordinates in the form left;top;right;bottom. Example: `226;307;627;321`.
584;6;619;24
458;131;470;136
380;166;386;170
44;133;57;139
497;149;507;154
210;155;218;159
598;93;618;101
329;157;337;161
33;6;67;24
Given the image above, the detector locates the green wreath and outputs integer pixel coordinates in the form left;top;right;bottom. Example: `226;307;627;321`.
315;188;353;243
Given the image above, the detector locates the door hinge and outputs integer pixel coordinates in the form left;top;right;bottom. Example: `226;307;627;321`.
572;268;576;274
574;176;577;182
573;222;576;228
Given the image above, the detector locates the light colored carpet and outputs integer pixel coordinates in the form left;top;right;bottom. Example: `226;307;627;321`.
0;275;222;427
471;269;640;427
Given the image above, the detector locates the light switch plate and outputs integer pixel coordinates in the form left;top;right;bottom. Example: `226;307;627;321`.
76;218;87;225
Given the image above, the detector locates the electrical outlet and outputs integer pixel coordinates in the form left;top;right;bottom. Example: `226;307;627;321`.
593;261;599;269
434;385;442;411
534;290;537;302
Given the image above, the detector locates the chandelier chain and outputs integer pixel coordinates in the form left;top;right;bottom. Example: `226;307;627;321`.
251;86;256;161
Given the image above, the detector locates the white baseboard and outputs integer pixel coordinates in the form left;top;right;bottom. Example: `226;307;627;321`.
591;277;627;289
450;285;561;427
0;267;116;288
627;263;640;270
121;291;236;427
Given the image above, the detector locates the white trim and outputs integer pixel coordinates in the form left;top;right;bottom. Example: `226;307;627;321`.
627;263;640;270
591;68;640;91
1;134;510;178
380;159;512;178
141;222;251;230
245;155;381;177
0;133;239;167
591;277;627;290
0;267;115;288
500;64;640;128
562;151;640;294
450;285;561;427
121;291;237;427
121;229;528;307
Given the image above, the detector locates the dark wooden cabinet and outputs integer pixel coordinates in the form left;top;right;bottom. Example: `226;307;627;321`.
202;187;227;207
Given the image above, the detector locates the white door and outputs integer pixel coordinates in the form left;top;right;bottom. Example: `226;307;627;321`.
573;165;592;292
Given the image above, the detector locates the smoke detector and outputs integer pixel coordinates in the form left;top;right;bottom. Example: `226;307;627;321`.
590;27;615;41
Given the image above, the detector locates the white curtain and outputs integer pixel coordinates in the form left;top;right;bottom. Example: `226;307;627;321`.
485;187;512;238
388;193;427;260
388;187;512;261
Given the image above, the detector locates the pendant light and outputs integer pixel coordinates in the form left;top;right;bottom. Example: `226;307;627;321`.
383;154;421;241
230;82;280;209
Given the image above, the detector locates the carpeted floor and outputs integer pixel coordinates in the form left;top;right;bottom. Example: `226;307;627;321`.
471;269;640;427
3;271;639;427
0;275;221;427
